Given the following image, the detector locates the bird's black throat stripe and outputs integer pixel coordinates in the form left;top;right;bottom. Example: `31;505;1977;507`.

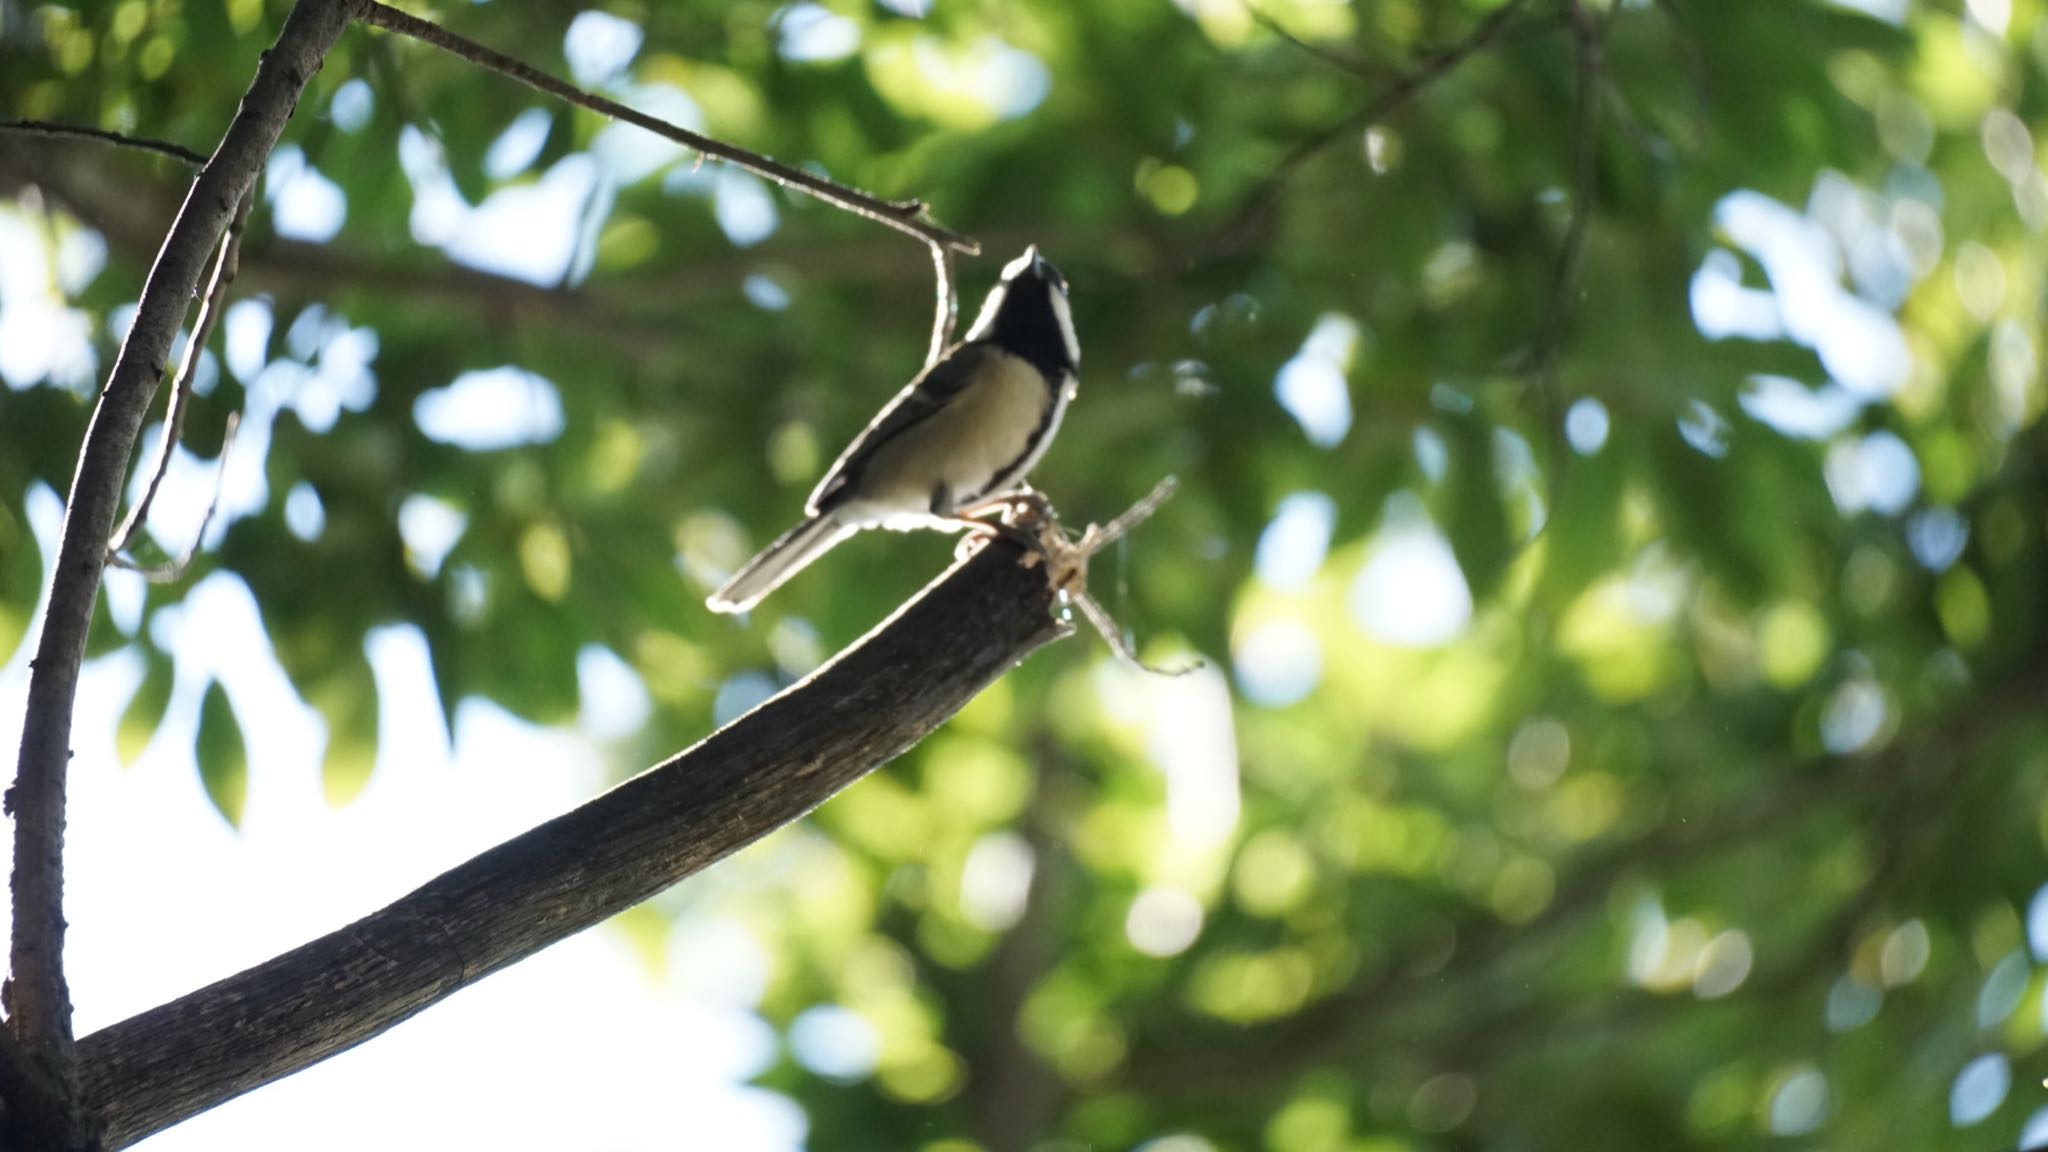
960;371;1072;508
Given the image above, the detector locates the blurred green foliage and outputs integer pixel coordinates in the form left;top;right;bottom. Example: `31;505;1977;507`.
6;0;2048;1148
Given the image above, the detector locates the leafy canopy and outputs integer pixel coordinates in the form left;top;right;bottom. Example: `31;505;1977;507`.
5;0;2048;1148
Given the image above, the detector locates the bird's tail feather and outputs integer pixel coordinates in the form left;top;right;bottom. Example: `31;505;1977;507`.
707;512;858;614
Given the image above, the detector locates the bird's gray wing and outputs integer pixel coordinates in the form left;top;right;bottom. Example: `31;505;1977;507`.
806;342;993;514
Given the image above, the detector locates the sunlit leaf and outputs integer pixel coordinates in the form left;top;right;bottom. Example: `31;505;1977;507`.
195;681;249;828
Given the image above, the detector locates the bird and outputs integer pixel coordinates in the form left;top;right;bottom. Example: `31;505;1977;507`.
707;245;1081;614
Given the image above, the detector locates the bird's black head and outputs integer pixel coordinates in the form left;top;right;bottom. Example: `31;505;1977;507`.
968;245;1079;378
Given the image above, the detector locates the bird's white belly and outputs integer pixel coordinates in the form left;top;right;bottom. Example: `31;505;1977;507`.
858;352;1052;515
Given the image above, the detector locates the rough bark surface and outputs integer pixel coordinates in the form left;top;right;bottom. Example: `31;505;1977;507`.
76;541;1066;1149
4;2;352;1146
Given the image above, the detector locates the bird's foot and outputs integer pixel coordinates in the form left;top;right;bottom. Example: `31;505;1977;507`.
951;487;1062;567
956;487;1055;529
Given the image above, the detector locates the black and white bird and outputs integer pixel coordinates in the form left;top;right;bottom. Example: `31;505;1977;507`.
707;245;1081;614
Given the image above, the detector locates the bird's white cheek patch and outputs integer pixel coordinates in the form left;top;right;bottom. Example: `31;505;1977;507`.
1049;289;1080;367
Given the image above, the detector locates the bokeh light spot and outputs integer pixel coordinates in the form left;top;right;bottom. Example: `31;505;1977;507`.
1350;496;1472;649
959;831;1035;931
789;1006;879;1082
415;366;566;450
1231;620;1321;708
1765;1065;1829;1135
1565;397;1610;454
1254;492;1336;590
564;9;644;84
1126;887;1204;957
1949;1053;2009;1127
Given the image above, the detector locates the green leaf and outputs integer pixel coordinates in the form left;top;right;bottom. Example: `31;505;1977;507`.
195;682;249;828
0;495;35;664
1434;414;1512;600
117;649;175;767
84;579;129;658
311;660;380;808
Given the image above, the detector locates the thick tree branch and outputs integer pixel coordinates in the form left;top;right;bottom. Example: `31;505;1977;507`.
13;1;996;1142
5;2;352;1143
0;1022;73;1151
354;0;979;256
77;540;1068;1149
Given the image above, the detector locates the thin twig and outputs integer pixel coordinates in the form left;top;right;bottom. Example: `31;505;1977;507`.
109;189;252;559
1043;476;1199;677
1216;0;1550;249
927;243;958;366
0;118;207;166
1524;0;1604;494
1651;0;1712;112
1089;475;1179;550
108;412;242;584
354;1;978;256
1244;0;1391;80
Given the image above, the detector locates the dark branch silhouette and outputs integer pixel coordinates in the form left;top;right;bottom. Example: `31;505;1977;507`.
354;1;978;256
1243;0;1395;80
5;4;355;1145
78;538;1069;1148
1215;0;1552;251
0;118;206;167
6;0;983;1139
1525;0;1606;506
1525;0;1606;387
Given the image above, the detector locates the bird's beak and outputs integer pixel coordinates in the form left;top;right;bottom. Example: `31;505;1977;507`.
1002;244;1052;284
1027;244;1057;279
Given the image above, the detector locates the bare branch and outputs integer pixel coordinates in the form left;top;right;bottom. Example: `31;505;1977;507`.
1524;0;1605;497
1524;1;1604;383
1243;0;1392;80
108;413;242;585
1217;0;1552;250
7;147;1039;349
0;1021;77;1149
7;2;354;1144
1651;0;1713;111
353;1;979;256
0;118;206;167
927;243;959;366
109;190;252;560
77;539;1070;1149
1085;474;1180;551
1029;477;1199;677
